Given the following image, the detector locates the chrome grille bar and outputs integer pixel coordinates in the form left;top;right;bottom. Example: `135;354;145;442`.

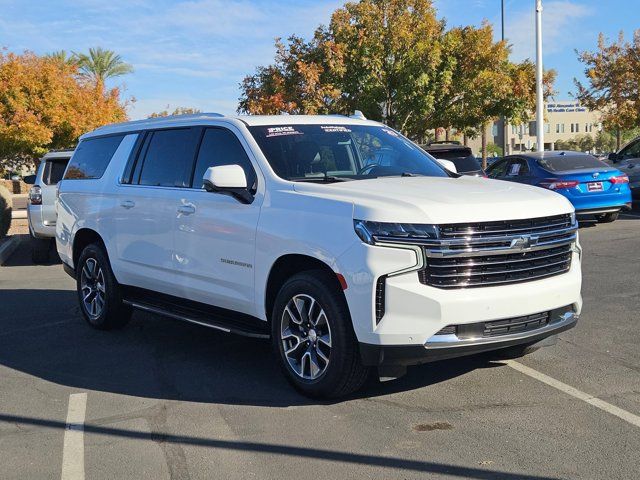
416;214;576;288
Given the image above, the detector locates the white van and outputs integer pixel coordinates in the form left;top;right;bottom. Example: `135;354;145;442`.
56;114;582;398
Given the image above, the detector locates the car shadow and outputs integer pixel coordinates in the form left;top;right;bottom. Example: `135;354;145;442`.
0;287;494;407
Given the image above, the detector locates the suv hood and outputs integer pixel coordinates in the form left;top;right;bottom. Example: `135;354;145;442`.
292;176;574;224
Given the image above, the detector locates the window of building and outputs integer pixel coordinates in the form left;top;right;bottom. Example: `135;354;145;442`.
544;123;550;133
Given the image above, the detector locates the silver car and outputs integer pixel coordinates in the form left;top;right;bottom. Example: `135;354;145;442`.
27;149;73;262
609;137;640;199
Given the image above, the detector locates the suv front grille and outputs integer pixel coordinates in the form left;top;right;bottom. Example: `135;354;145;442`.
418;214;576;289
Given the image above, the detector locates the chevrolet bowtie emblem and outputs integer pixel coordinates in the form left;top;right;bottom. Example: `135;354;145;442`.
510;235;539;250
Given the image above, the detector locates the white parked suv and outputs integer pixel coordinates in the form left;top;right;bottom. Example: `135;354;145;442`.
28;149;74;262
56;114;582;398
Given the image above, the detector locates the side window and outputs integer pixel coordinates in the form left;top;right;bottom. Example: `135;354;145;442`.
42;159;70;185
621;140;640;159
138;128;201;187
192;128;257;191
487;159;509;178
506;159;529;177
64;135;125;179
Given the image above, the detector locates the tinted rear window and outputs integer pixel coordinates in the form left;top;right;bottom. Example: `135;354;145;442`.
538;155;609;172
43;158;70;185
426;148;481;172
64;136;125;179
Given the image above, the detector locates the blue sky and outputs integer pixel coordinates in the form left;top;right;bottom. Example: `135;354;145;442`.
0;0;637;119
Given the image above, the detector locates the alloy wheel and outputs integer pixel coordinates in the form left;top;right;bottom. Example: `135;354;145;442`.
280;294;332;380
80;258;106;319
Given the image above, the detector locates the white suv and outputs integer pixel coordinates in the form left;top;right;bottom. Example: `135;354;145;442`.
56;114;582;398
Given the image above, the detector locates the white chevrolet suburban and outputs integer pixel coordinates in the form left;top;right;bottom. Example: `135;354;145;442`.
56;114;582;398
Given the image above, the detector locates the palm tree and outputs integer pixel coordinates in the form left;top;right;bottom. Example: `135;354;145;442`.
46;50;79;66
73;47;133;84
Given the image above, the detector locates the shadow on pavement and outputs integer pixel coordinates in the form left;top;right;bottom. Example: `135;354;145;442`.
0;287;495;408
0;412;561;480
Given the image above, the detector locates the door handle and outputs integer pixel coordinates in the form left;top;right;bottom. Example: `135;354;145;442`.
177;204;196;216
120;200;135;209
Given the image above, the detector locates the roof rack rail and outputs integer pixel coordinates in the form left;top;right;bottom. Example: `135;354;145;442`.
92;112;226;131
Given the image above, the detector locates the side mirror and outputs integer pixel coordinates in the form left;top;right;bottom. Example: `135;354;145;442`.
436;159;457;173
202;165;253;204
608;152;618;162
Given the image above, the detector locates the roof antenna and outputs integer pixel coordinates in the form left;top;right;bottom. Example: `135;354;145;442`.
350;110;366;120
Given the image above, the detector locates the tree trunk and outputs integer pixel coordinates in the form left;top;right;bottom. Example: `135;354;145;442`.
616;127;621;151
481;123;488;170
445;127;450;142
463;131;468;146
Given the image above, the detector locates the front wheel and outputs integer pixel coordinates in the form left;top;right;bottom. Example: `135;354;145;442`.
76;243;132;330
271;270;369;398
596;212;619;223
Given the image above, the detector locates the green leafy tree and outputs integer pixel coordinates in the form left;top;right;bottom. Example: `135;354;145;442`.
575;31;640;149
74;47;133;84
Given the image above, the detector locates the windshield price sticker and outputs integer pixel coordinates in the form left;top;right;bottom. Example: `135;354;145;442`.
381;128;399;137
266;126;304;138
321;125;352;133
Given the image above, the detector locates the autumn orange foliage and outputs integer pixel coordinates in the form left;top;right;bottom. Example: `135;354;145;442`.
0;50;129;168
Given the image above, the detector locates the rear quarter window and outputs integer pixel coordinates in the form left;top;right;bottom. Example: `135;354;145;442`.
42;158;70;185
537;155;609;172
64;135;126;180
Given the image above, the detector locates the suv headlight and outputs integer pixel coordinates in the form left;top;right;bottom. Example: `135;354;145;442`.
353;220;438;245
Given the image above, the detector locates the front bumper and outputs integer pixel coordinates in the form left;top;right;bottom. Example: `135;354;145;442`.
360;307;578;366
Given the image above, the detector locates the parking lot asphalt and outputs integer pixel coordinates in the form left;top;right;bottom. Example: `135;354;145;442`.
1;214;639;480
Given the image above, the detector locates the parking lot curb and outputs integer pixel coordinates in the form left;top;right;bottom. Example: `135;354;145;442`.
0;234;27;265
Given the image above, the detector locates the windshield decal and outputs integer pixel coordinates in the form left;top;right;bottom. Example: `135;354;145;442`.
265;126;304;138
381;128;399;137
320;125;352;133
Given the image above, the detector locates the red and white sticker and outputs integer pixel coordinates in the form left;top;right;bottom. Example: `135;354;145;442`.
265;126;304;138
381;128;399;137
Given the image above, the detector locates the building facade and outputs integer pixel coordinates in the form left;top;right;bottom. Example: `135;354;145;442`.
467;101;602;156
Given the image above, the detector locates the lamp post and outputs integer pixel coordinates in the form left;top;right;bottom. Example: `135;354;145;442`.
535;0;544;152
501;0;507;157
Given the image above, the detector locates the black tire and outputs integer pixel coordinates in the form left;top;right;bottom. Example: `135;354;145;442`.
271;270;369;399
30;236;51;264
596;212;619;223
76;243;132;330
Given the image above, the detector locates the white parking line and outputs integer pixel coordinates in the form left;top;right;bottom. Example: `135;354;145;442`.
61;393;87;480
506;360;640;428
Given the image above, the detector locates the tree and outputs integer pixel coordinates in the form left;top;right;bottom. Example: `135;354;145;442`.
0;51;129;169
148;107;202;118
46;50;78;66
575;31;640;149
74;47;133;84
238;35;340;115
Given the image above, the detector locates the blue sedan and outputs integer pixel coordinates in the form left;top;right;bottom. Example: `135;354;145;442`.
487;151;632;223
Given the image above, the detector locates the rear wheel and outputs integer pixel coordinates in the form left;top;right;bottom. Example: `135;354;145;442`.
596;212;619;223
30;235;51;264
76;243;132;330
271;270;369;398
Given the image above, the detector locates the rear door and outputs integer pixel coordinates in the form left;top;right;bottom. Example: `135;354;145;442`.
113;127;202;292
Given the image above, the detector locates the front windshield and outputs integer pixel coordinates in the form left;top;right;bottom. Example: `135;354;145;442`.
248;124;449;182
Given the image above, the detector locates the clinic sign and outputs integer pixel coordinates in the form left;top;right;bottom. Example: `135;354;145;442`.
546;102;587;113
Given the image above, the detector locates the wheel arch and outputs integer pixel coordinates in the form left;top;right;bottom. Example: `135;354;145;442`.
72;228;106;269
264;254;346;323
